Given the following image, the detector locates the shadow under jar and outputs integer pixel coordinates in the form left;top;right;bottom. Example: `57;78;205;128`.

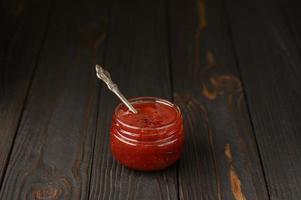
110;97;184;171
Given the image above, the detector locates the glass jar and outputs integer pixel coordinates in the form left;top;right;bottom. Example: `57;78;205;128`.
110;97;184;171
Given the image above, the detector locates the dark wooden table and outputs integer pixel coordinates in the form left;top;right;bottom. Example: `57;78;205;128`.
1;0;301;199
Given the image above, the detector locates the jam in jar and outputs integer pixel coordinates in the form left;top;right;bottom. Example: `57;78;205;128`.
110;97;184;171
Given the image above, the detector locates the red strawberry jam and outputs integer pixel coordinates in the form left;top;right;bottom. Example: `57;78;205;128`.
110;97;184;171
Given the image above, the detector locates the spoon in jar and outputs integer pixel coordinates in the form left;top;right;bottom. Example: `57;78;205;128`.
95;65;138;114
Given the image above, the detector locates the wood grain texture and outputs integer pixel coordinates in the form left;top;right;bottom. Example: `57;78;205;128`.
88;0;178;199
0;0;108;198
168;0;269;199
225;0;301;199
0;0;53;184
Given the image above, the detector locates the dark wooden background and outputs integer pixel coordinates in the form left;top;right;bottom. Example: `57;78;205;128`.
0;0;300;199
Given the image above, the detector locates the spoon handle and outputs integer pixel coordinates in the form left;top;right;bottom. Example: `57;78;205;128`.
95;65;138;114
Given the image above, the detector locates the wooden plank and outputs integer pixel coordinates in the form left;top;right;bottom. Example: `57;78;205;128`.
168;0;269;199
225;0;301;199
0;0;108;198
0;0;53;184
0;0;27;47
285;2;301;50
88;0;178;199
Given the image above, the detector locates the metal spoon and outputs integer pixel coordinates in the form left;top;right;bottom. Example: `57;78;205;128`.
95;65;138;114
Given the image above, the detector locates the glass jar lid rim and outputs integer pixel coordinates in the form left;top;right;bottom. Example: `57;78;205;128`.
114;96;182;130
